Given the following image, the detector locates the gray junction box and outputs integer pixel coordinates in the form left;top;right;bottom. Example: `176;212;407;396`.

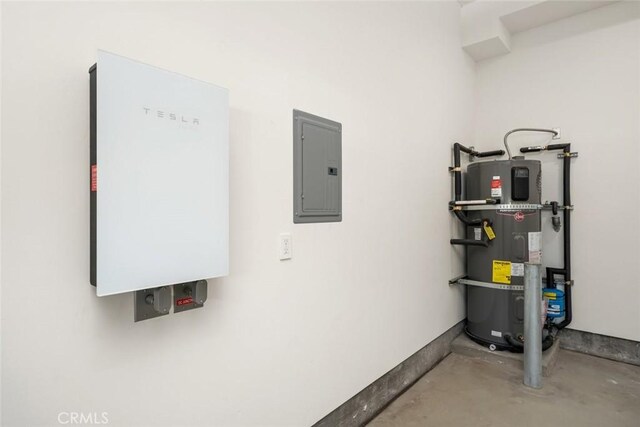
293;110;342;224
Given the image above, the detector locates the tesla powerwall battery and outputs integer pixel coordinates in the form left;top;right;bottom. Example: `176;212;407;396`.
89;51;229;297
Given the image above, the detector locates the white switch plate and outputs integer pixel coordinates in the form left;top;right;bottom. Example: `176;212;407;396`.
279;233;292;260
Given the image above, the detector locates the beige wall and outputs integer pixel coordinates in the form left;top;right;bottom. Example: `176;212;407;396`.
474;1;640;341
1;2;474;425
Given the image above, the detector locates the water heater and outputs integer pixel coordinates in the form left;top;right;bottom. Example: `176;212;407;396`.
449;130;576;352
89;51;229;319
464;159;542;346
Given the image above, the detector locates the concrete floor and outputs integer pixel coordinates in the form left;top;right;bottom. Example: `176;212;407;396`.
369;350;640;427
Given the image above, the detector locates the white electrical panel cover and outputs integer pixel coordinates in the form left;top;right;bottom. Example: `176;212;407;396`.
92;51;229;296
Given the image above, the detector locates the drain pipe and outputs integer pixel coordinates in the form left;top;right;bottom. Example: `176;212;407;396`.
524;262;543;389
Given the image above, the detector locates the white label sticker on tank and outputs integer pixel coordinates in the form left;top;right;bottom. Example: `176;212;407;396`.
528;231;542;264
491;330;502;338
491;176;502;198
529;252;542;264
528;232;542;251
511;262;524;277
474;228;482;240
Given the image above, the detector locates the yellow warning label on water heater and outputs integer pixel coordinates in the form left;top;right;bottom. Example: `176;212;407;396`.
492;260;511;284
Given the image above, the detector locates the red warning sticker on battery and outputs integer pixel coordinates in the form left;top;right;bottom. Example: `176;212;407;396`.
176;297;193;306
490;176;502;197
91;165;97;192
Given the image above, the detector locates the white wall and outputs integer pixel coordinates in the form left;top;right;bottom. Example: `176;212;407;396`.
1;2;474;426
0;1;3;420
474;1;640;341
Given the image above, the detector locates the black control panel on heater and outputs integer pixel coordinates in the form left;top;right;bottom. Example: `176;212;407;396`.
511;167;529;201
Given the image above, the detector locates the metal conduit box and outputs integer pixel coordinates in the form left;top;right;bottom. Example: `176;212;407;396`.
89;51;229;299
293;110;342;224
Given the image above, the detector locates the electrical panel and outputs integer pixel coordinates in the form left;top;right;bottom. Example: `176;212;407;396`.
89;51;229;298
293;110;342;223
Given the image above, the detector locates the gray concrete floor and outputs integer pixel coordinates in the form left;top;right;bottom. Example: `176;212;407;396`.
369;350;640;427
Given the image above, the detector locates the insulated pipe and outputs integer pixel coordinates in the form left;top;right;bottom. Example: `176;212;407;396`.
525;143;572;329
453;143;464;201
453;143;505;201
557;145;572;329
545;267;565;287
450;239;489;247
504;128;559;159
451;143;503;228
520;143;570;154
454;210;483;226
524;262;543;389
520;146;545;153
547;143;570;151
451;199;498;206
475;149;505;158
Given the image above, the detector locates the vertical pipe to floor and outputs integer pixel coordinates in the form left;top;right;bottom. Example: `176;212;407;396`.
524;262;542;389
